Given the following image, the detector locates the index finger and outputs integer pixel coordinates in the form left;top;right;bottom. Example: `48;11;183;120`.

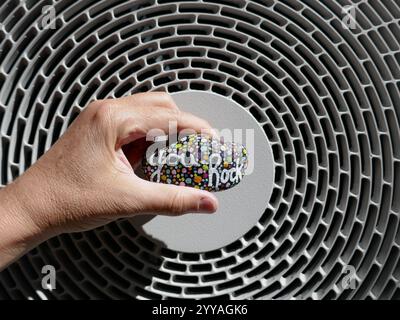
115;103;216;147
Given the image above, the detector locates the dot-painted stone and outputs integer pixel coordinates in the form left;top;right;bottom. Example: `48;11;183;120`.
142;134;248;191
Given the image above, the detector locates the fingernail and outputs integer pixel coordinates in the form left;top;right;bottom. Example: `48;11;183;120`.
199;196;217;213
210;128;219;139
203;128;218;139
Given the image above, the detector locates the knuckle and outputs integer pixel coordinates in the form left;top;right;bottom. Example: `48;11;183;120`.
169;105;181;121
168;190;186;215
160;92;178;110
89;100;114;124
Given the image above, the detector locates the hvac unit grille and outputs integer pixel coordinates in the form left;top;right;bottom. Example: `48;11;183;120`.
0;0;400;300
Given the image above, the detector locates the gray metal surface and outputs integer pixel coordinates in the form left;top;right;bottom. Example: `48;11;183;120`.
0;0;399;299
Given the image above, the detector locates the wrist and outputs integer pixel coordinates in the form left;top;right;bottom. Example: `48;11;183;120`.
0;180;50;269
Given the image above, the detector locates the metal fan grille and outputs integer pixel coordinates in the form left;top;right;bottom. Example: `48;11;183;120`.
0;0;400;300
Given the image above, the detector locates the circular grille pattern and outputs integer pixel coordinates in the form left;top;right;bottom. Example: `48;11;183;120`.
1;0;400;300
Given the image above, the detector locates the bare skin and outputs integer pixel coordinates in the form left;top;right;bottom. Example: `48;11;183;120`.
0;92;218;270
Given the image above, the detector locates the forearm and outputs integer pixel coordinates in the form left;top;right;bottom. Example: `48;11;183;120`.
0;182;47;271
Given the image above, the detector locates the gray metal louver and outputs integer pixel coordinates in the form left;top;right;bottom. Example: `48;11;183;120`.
0;0;400;300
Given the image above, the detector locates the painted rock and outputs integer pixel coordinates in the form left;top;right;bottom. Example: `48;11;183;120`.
142;134;248;191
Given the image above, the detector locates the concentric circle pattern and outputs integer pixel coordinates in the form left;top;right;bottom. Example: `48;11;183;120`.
0;0;400;300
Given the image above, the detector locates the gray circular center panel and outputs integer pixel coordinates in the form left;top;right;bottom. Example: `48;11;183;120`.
131;91;274;252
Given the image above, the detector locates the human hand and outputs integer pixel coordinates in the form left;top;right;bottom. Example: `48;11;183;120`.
0;92;218;269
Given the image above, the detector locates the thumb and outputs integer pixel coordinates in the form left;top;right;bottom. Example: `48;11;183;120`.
137;180;219;215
